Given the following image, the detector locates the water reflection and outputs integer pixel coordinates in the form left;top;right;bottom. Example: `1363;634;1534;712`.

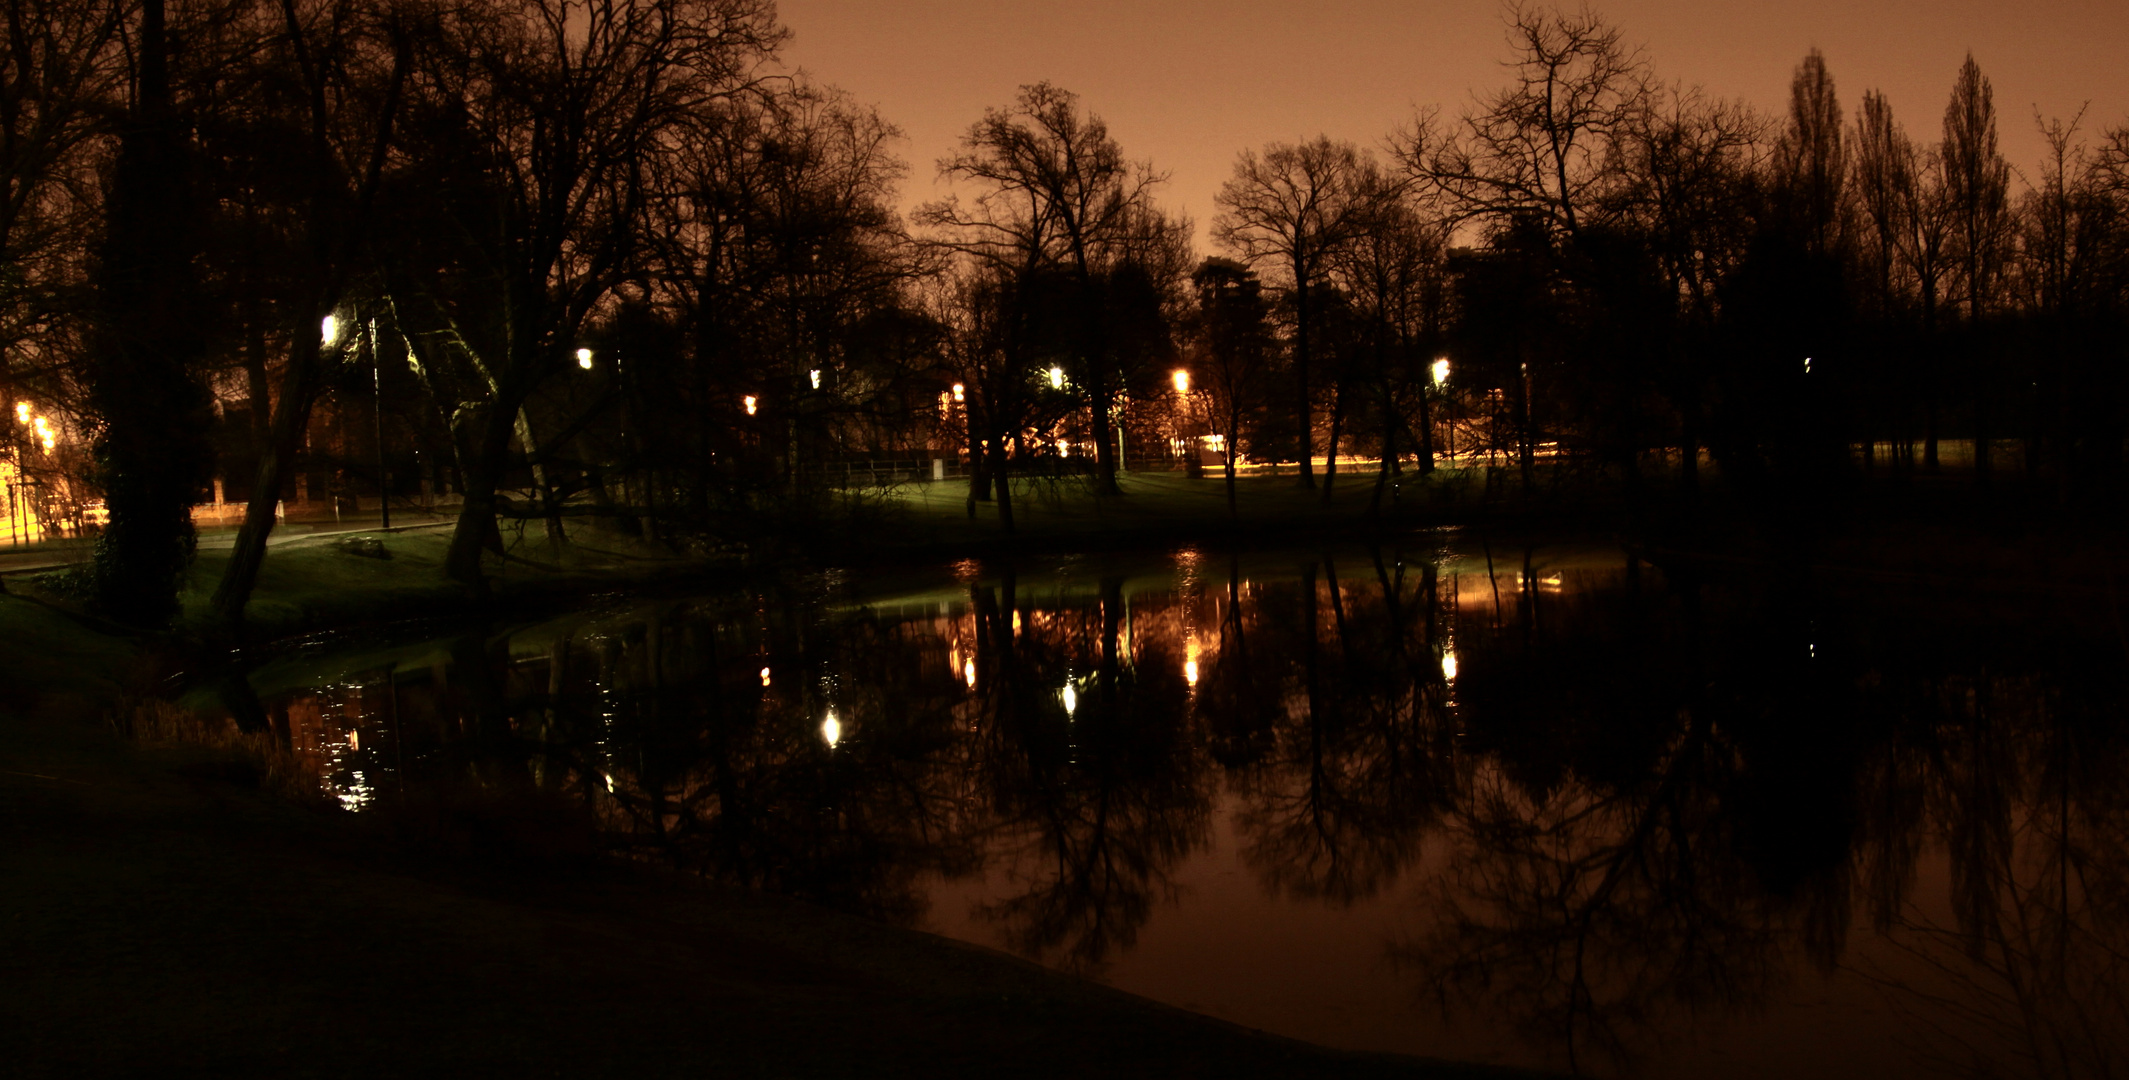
240;545;2129;1077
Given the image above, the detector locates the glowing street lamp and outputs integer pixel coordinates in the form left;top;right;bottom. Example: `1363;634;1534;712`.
1047;366;1065;390
951;383;965;403
1172;369;1190;396
821;708;841;748
321;314;340;347
743;394;758;416
1432;357;1450;386
809;368;822;390
14;402;28;424
576;347;594;370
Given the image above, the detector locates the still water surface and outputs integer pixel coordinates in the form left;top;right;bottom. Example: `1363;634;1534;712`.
240;540;2129;1077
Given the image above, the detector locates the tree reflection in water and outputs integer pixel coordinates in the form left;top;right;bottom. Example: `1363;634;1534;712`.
1221;551;1452;906
966;569;1213;971
246;546;2129;1076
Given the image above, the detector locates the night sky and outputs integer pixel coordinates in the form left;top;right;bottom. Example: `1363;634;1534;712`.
775;0;2129;245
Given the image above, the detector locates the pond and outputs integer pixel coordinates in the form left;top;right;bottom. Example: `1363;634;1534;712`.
236;538;2129;1078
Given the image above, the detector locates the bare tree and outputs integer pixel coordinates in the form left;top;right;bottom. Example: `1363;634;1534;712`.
1213;136;1372;489
1613;84;1763;493
917;82;1170;497
1187;257;1272;514
1852;91;1910;317
209;0;408;625
1940;53;2011;482
1325;172;1450;514
650;82;917;525
1399;2;1650;245
1394;5;1651;494
84;0;219;624
384;0;785;592
0;0;125;358
1773;49;1847;258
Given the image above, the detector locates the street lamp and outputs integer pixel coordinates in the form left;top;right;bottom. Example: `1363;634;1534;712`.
321;314;340;347
1430;357;1452;464
1172;369;1200;477
577;347;594;370
1047;366;1065;390
371;318;389;529
743;394;757;416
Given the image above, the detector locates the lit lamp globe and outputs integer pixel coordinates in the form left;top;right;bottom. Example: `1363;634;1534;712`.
576;348;594;370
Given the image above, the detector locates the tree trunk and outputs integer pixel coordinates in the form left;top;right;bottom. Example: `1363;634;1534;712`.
1924;394;1941;473
513;406;565;557
966;421;991;503
1223;405;1239;516
1675;352;1699;495
1321;380;1344;503
1294;263;1315;489
1973;342;1991;488
1417;381;1435;474
1090;372;1121;496
86;0;214;627
1518;359;1536;495
445;389;526;592
1368;388;1397;519
991;437;1015;534
211;331;332;622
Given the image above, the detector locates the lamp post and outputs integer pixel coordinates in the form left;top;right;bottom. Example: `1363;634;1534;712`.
1173;368;1200;478
1431;357;1451;464
371;318;388;530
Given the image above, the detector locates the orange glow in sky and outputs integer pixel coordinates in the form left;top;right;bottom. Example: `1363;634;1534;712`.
777;0;2128;250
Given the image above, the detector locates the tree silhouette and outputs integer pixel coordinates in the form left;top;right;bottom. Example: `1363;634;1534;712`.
1214;137;1375;490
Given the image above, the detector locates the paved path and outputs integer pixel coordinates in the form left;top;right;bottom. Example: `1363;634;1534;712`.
0;514;457;578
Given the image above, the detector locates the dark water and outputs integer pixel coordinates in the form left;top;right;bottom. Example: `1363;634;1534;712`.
240;540;2129;1078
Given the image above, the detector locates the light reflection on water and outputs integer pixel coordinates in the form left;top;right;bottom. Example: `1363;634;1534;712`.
239;543;2129;1079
